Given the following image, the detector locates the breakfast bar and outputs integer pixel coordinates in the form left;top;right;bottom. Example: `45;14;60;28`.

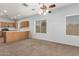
2;31;29;43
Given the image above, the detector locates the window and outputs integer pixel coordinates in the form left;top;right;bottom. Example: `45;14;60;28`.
36;20;47;33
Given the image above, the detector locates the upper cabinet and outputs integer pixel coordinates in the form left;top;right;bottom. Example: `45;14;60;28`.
20;21;29;28
0;22;16;28
8;22;16;27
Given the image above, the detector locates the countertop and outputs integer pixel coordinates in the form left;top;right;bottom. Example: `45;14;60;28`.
0;27;30;32
2;30;30;32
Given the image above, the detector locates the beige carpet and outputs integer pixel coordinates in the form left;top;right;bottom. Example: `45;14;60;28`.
0;38;79;56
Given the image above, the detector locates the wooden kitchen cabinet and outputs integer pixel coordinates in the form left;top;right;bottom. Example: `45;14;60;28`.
20;21;29;28
0;22;16;27
0;31;2;37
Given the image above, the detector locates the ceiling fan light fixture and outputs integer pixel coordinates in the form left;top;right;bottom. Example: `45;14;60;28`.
39;3;54;15
40;4;47;10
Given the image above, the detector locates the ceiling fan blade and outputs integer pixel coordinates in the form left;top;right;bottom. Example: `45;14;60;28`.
49;4;56;8
22;3;28;7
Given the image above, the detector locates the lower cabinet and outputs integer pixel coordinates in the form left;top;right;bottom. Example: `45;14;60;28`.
3;31;29;43
0;31;2;37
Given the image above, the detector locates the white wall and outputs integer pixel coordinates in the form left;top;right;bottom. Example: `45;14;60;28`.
0;18;14;22
29;4;79;47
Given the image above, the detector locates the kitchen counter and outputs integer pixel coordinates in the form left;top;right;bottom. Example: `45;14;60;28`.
0;27;30;32
2;30;29;32
2;31;29;43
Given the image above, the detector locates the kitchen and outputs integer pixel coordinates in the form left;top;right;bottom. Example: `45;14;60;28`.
0;18;29;43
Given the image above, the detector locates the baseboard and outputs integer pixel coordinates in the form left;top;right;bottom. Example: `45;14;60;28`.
31;38;79;48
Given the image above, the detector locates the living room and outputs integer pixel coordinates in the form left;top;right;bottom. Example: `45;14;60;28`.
0;1;79;56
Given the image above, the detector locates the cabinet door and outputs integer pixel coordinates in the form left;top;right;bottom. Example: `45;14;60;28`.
0;22;2;27
20;21;29;28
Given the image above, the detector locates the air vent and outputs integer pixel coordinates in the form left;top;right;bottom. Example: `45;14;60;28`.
32;9;35;11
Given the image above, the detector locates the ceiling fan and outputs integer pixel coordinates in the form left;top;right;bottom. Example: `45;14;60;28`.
39;3;56;15
22;3;56;15
22;3;56;7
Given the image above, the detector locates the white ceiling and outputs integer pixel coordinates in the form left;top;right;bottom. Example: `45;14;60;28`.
0;3;72;19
